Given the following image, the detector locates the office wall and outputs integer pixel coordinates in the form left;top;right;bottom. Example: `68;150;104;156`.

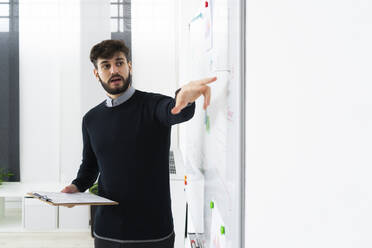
20;0;66;183
245;0;372;247
131;0;177;95
19;0;110;184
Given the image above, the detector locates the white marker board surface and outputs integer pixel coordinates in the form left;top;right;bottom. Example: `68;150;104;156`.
178;0;244;247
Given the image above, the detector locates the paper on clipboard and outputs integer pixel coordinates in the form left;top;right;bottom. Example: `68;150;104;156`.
26;191;118;206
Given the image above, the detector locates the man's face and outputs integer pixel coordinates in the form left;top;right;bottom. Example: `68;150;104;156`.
94;52;132;95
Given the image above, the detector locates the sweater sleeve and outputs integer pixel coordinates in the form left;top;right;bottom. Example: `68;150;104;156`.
152;90;196;126
71;117;99;192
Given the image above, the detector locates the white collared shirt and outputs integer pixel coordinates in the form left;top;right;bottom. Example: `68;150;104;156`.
105;86;136;107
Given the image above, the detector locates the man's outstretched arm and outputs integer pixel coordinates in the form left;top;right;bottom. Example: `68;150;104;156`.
154;76;217;126
171;76;217;114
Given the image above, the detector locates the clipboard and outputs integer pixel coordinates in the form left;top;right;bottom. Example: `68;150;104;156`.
26;191;119;206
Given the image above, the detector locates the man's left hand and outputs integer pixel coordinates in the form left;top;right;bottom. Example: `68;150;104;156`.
171;76;217;115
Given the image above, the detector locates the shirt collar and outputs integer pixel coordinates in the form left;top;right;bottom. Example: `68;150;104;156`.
106;86;136;107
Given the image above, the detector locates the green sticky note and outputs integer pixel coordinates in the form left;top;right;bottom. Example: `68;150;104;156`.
210;201;214;209
220;226;225;235
206;115;210;132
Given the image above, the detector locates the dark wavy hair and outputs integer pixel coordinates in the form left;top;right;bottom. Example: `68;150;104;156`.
90;40;130;69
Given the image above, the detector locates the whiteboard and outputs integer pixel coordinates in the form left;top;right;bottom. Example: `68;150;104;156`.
178;0;244;247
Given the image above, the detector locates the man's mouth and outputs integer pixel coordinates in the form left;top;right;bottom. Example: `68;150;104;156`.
110;77;122;84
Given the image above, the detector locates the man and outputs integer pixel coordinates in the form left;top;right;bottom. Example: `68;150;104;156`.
61;39;216;248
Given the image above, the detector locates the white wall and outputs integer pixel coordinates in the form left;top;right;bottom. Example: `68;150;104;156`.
132;0;177;95
58;0;82;185
245;0;372;247
20;0;65;183
20;0;110;184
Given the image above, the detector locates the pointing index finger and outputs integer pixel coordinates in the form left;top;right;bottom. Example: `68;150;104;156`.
198;76;217;85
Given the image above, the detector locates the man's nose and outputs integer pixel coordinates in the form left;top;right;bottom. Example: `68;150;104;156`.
110;64;119;74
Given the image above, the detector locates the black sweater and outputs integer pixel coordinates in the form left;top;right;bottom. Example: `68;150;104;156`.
72;90;195;241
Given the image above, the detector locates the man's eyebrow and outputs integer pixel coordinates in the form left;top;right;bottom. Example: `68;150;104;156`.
99;57;125;65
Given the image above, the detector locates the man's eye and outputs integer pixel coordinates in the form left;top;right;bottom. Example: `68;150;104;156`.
117;62;124;66
103;64;110;70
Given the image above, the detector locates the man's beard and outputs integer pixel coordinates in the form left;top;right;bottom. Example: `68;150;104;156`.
99;73;132;95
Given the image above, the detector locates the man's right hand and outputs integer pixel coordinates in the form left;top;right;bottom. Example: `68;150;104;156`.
61;184;79;193
60;184;79;208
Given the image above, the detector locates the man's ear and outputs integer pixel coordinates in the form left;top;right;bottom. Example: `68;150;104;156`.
93;68;99;80
128;61;132;73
